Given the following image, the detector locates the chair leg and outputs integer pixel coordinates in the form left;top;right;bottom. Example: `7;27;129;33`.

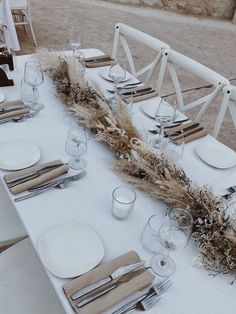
29;20;37;47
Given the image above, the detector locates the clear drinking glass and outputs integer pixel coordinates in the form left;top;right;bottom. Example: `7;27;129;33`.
108;61;126;108
141;215;162;253
68;30;81;56
150;208;193;277
112;186;136;220
65;128;87;170
24;61;44;111
154;99;176;150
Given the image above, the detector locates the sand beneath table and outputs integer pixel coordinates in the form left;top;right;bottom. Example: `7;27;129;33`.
15;0;236;149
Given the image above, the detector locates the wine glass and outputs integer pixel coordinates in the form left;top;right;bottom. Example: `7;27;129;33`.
24;61;44;111
108;61;126;108
154;99;176;150
150;208;193;277
65;128;87;170
68;30;81;56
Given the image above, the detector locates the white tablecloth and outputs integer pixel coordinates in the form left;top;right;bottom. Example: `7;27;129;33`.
0;0;20;51
0;49;236;314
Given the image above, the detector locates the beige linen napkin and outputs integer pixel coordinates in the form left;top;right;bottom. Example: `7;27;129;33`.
85;55;113;68
0;99;25;110
63;251;155;314
175;128;208;144
0;108;30;120
4;160;69;195
123;90;159;103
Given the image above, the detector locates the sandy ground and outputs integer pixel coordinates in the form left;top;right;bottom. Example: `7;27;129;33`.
15;0;236;149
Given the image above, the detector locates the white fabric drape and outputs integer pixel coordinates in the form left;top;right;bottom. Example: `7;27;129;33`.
0;0;20;51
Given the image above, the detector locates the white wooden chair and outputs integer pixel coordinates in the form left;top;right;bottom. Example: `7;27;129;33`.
154;48;230;138
112;23;170;89
0;181;27;249
213;85;236;138
0;238;66;314
9;0;37;47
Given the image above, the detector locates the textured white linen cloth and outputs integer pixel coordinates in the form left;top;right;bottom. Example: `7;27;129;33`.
0;50;236;314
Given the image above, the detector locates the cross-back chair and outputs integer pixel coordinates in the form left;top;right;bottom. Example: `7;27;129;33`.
112;23;170;90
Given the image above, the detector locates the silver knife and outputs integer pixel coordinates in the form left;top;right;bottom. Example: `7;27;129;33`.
0;105;27;113
71;261;144;301
7;163;65;187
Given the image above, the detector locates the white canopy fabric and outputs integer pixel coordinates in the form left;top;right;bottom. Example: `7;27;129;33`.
0;0;20;51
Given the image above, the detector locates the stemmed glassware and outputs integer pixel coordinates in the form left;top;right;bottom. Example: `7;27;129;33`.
24;61;44;111
150;208;193;277
68;30;81;56
108;61;126;108
65;128;87;170
154;99;176;150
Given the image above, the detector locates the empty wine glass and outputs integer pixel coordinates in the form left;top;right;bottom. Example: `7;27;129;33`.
24;61;44;111
65;128;87;170
68;30;81;56
108;61;126;108
150;208;193;277
154;99;176;150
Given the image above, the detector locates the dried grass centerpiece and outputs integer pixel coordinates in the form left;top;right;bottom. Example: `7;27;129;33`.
38;52;236;279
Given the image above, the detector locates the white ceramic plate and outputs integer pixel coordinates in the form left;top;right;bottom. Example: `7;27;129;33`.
195;142;236;169
98;67;132;82
0;91;6;103
39;221;104;278
140;98;182;122
0;139;40;170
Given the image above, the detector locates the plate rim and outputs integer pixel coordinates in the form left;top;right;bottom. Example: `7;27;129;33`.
195;142;236;169
0;138;41;170
0;91;6;103
38;221;105;278
98;67;131;83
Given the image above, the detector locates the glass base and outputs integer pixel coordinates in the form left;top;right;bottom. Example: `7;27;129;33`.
164;149;181;163
150;254;175;277
28;102;44;111
108;96;117;109
153;137;168;150
68;157;87;170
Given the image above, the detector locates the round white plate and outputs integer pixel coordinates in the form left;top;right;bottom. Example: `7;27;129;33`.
98;67;132;82
39;221;104;278
0;91;6;103
0;139;40;170
195;142;236;169
140;98;182;122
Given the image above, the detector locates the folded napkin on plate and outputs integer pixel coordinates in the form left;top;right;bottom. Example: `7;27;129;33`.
4;160;69;195
0;99;25;110
85;55;114;68
63;251;154;314
122;90;159;103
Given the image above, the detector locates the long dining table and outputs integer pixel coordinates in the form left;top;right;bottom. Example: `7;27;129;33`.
1;49;236;314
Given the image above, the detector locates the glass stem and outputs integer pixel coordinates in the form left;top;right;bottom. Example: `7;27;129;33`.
76;143;81;163
159;250;169;267
32;86;38;105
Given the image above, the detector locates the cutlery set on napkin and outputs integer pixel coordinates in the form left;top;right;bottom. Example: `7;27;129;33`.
3;160;87;201
150;120;208;144
85;55;114;68
0;99;33;124
119;85;159;104
63;251;171;314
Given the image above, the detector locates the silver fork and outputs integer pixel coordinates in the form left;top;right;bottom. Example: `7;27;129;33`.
113;279;172;314
14;171;87;202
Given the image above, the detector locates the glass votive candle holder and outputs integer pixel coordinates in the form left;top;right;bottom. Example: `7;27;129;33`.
112;186;136;220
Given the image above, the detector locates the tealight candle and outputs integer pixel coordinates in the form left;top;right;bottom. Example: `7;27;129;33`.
112;186;136;220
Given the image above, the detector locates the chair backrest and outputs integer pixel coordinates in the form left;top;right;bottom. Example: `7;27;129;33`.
112;23;170;88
